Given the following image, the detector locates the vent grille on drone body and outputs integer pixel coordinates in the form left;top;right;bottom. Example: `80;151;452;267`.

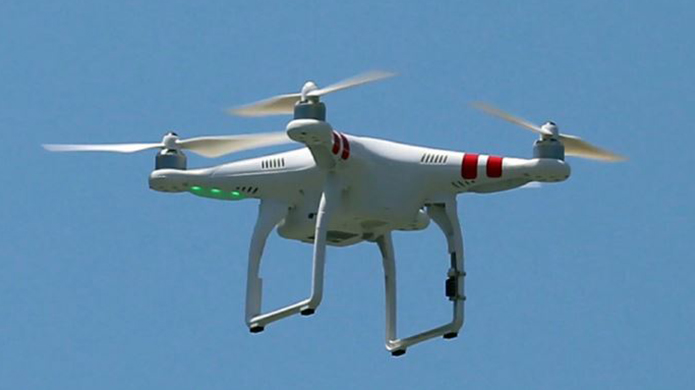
420;153;448;165
261;157;285;169
235;185;260;195
451;180;475;191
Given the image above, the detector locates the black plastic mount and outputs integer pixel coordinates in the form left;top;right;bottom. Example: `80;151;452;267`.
445;276;458;299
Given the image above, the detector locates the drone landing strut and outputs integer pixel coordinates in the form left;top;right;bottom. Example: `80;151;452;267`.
378;199;466;356
245;174;340;331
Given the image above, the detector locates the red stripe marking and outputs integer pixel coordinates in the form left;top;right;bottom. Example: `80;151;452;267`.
462;153;479;179
332;132;341;155
486;156;503;178
340;133;350;160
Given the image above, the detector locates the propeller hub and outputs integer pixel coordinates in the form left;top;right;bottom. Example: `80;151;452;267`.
541;122;559;138
162;132;180;150
300;81;319;102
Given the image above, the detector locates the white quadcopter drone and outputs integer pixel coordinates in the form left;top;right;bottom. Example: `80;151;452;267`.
44;71;624;356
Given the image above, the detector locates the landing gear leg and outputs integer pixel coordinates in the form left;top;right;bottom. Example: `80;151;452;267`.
377;198;466;355
245;174;339;332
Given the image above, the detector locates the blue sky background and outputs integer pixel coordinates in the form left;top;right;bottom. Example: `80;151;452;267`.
2;1;694;389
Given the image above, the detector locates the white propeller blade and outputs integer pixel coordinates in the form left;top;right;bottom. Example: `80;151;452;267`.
472;102;551;136
229;70;395;117
178;132;292;158
307;70;396;97
472;102;626;162
42;143;163;153
558;134;626;162
229;93;301;117
43;132;294;159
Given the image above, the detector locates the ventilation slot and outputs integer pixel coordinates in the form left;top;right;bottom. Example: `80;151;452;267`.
451;180;474;191
235;186;260;195
420;153;448;165
261;157;286;169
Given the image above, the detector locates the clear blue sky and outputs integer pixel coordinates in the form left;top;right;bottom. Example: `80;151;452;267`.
2;1;694;389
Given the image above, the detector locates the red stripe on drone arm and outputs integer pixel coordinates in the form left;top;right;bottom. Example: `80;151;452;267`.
340;133;350;160
486;156;503;178
332;132;341;155
462;153;479;179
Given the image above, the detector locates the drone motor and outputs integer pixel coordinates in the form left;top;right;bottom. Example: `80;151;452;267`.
533;138;565;160
294;99;327;121
155;148;187;170
154;132;187;170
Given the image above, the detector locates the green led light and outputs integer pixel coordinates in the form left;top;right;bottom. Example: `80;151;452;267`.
230;190;244;200
189;186;246;201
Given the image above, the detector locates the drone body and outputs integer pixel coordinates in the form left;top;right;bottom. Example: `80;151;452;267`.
149;125;570;246
44;71;623;356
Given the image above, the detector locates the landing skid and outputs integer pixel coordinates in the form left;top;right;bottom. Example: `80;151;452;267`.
377;199;466;355
244;174;340;330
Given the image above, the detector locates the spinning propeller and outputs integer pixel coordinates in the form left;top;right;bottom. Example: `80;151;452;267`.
229;70;396;117
43;131;292;158
472;102;626;162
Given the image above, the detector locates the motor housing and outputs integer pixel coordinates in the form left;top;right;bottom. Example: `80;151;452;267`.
533;138;565;160
294;100;326;121
155;149;187;170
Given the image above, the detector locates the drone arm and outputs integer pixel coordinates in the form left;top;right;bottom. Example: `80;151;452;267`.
378;197;465;355
285;119;354;170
